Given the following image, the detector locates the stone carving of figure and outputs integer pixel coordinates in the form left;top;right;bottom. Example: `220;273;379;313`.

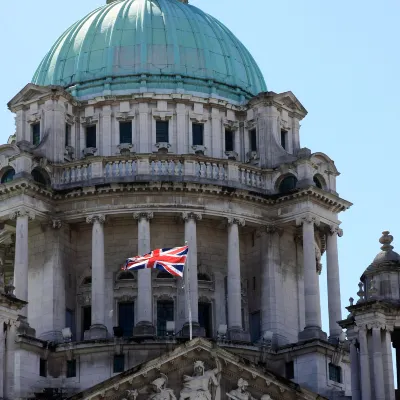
122;389;138;400
179;359;221;400
149;374;176;400
227;379;256;400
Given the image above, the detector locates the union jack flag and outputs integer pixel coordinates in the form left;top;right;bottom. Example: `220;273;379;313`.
123;245;188;278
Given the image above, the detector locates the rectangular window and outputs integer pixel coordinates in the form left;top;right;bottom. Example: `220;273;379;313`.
328;363;342;383
192;123;204;146
118;302;134;337
157;300;174;336
65;309;76;341
285;361;294;379
225;129;234;152
86;125;96;148
32;123;41;146
249;311;260;343
252;276;256;291
65;124;71;147
81;306;91;340
119;121;132;144
39;358;47;377
281;129;288;150
156;121;169;143
66;359;77;378
250;129;257;152
198;302;212;338
113;354;125;373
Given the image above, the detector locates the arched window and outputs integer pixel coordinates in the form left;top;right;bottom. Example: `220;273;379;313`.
198;273;211;282
82;276;92;285
313;174;326;190
118;271;134;280
157;271;174;279
278;175;298;194
1;168;15;184
31;168;50;186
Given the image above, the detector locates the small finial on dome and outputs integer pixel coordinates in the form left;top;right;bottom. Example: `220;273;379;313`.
379;231;394;252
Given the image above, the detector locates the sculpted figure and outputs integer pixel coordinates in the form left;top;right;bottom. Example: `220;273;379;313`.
179;359;221;400
227;379;256;400
122;389;138;400
149;374;176;400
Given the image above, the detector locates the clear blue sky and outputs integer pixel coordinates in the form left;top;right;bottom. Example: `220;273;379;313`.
1;0;399;334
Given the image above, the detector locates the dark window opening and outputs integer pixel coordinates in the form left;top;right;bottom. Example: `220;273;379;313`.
279;175;298;194
31;168;49;186
65;309;76;341
119;121;132;144
32;123;40;146
157;271;174;279
241;308;246;331
118;271;134;280
39;358;47;377
82;306;91;340
82;276;92;285
113;354;125;373
66;359;77;378
198;302;212;338
157;300;174;336
65;124;71;147
249;311;260;343
1;169;15;184
225;129;234;152
285;361;294;379
250;129;257;152
198;273;211;282
281;129;288;150
313;176;323;189
118;302;134;337
252;276;256;291
192;123;204;146
329;363;342;383
156;121;169;143
86;125;96;148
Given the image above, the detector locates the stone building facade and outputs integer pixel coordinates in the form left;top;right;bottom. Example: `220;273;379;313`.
1;0;392;399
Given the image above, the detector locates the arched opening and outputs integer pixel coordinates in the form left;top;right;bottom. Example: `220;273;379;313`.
0;168;15;184
278;175;298;194
117;271;135;280
31;167;51;186
313;174;326;190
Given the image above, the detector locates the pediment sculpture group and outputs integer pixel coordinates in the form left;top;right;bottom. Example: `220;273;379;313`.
122;359;273;400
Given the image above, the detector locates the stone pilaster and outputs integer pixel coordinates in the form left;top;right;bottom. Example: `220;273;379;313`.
371;325;385;400
349;339;361;400
358;327;371;400
181;212;204;337
227;217;249;342
381;329;395;400
133;212;155;337
297;215;326;341
86;214;107;339
326;225;343;340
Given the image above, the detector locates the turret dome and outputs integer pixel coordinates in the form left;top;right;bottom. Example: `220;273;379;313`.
32;0;267;103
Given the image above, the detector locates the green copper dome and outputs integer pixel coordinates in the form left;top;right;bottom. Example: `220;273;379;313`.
32;0;266;103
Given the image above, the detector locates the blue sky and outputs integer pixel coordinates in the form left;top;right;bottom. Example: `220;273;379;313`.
1;0;399;338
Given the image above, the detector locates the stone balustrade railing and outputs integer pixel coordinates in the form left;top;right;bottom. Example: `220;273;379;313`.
52;155;272;193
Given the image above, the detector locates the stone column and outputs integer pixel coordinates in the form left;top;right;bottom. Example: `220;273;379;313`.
181;212;202;336
0;319;4;398
86;214;107;339
396;341;400;397
297;215;326;340
371;326;385;400
227;217;249;342
133;212;155;336
326;226;343;340
381;329;395;400
359;327;371;400
4;321;17;399
349;339;361;400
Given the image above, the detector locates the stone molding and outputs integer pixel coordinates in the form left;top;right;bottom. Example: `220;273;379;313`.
86;214;106;224
9;208;36;221
295;214;320;227
227;217;245;227
181;212;202;222
133;212;154;221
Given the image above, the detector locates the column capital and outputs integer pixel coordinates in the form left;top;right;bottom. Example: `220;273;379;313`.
133;212;154;221
181;212;202;222
329;225;343;237
227;217;245;227
9;208;36;221
296;214;320;227
86;214;106;225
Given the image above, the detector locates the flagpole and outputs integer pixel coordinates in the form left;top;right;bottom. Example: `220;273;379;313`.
184;241;192;340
